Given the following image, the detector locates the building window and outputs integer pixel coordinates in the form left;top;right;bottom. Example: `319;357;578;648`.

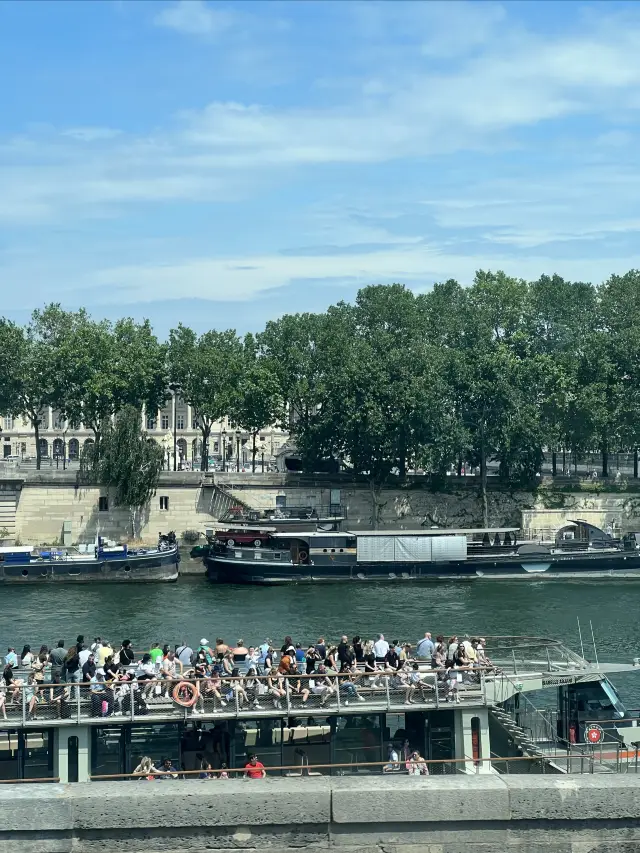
147;417;156;431
260;435;266;441
3;416;14;430
98;496;109;512
159;496;169;511
192;416;199;430
161;415;169;430
53;416;65;430
176;414;184;430
213;442;219;452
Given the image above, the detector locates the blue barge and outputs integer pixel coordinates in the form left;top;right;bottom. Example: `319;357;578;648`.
0;533;179;583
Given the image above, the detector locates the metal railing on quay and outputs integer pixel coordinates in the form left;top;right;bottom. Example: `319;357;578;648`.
0;669;491;726
88;753;594;782
0;777;60;784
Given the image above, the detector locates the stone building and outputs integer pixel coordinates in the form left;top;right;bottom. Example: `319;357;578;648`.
0;395;288;470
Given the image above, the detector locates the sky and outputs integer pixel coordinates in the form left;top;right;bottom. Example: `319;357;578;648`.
2;0;640;337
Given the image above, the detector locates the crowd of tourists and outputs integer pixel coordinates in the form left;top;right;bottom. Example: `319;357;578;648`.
0;631;492;720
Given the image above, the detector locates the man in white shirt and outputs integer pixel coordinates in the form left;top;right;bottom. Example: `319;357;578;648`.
78;645;92;668
373;634;389;663
416;633;434;660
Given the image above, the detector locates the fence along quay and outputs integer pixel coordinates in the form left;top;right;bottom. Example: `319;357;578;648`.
1;636;639;783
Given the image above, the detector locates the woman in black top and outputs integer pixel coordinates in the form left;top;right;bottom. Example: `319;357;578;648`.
352;636;364;663
119;641;135;667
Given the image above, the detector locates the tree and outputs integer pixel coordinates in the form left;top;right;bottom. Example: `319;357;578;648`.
232;335;284;472
54;313;167;460
0;305;71;469
82;406;163;537
167;325;244;471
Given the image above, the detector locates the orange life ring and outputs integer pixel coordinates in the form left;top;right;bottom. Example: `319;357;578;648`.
172;681;198;707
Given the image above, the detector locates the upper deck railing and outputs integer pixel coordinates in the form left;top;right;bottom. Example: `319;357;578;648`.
0;670;489;729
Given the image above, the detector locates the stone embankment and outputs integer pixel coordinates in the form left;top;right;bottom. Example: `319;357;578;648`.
3;775;640;852
3;466;640;546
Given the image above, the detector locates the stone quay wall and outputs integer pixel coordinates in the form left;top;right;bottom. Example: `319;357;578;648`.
3;775;640;852
4;468;640;546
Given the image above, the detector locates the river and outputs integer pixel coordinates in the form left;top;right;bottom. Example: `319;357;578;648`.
3;568;640;701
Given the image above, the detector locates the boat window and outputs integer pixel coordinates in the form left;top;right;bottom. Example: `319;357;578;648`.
234;550;242;559
274;552;281;560
98;496;109;512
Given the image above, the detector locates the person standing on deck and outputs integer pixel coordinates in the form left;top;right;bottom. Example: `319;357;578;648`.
416;633;434;660
373;634;389;665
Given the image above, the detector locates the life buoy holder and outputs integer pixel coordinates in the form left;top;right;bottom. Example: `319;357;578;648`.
172;681;198;707
298;550;308;563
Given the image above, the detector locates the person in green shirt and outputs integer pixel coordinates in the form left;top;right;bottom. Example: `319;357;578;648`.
149;642;163;664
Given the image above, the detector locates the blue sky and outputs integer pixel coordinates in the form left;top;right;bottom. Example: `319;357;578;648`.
2;0;640;336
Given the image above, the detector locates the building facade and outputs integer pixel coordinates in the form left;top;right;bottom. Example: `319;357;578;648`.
1;395;288;470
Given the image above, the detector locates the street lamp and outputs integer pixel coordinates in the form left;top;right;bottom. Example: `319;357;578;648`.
221;428;227;472
169;382;181;471
259;442;266;473
235;428;241;472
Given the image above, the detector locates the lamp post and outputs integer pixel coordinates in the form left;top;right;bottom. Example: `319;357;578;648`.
235;428;241;473
260;443;266;474
169;383;181;471
221;428;227;472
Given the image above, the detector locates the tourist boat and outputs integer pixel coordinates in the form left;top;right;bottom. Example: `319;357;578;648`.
1;634;638;781
199;520;640;584
0;532;180;583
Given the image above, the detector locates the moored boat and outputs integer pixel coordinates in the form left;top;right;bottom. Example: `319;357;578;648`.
0;532;180;583
200;520;640;584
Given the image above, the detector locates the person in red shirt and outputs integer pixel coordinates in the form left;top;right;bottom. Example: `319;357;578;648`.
244;753;266;779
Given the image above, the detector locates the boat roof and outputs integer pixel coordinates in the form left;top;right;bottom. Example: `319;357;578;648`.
0;546;34;553
347;527;520;537
271;531;353;539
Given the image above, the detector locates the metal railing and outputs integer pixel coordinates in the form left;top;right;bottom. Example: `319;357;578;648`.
88;752;598;782
0;670;489;728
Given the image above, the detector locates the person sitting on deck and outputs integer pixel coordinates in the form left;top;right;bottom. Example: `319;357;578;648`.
133;756;157;780
404;663;433;704
339;664;365;705
155;757;179;779
311;664;337;707
287;664;310;706
406;750;429;775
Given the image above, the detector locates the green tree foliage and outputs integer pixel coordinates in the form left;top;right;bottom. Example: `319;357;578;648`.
167;325;244;471
232;335;284;471
82;406;163;537
0;305;73;469
53;312;167;458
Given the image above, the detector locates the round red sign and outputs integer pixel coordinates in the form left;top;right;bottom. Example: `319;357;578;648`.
585;724;604;744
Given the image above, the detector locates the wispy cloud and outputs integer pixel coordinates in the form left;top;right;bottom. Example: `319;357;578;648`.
153;0;237;37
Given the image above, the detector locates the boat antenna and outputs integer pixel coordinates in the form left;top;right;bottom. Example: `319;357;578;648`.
577;617;585;660
589;620;599;667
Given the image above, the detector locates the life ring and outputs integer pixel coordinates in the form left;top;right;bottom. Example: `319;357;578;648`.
298;550;308;562
172;681;198;707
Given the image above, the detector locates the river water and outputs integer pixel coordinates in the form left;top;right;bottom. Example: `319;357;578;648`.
3;565;640;702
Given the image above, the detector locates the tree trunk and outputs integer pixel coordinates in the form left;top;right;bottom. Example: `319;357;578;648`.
602;441;609;478
479;424;488;528
369;478;380;530
457;456;463;477
200;426;210;472
634;448;638;479
551;451;557;477
252;431;257;473
33;416;41;470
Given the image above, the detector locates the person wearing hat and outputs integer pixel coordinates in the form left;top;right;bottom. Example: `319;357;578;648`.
199;639;215;665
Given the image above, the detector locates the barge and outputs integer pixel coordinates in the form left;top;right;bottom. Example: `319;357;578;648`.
0;532;180;583
200;521;640;584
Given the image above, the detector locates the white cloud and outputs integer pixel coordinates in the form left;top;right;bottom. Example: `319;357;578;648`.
153;0;236;37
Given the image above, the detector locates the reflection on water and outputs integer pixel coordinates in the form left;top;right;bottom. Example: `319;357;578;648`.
2;575;640;702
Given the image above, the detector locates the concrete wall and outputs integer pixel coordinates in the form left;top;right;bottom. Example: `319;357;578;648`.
3;775;640;852
6;469;640;545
